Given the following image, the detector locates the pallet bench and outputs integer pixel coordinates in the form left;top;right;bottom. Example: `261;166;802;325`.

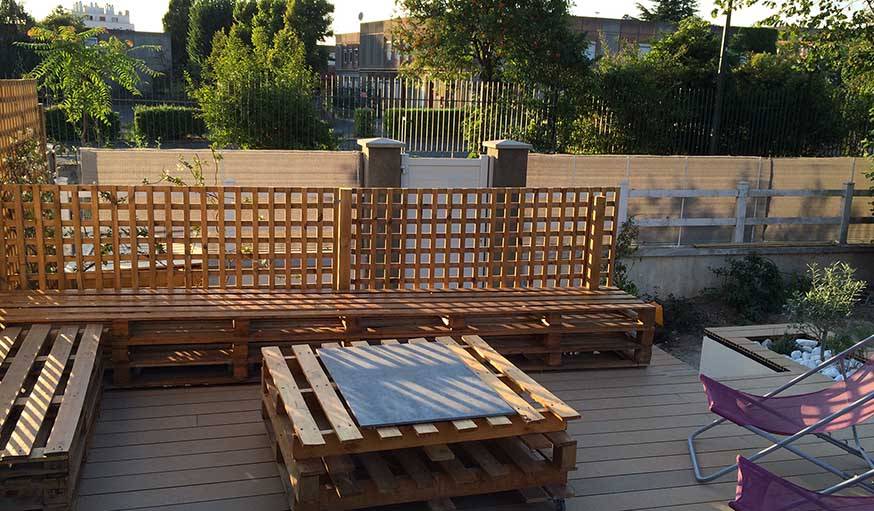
260;335;579;511
0;287;655;386
0;324;103;511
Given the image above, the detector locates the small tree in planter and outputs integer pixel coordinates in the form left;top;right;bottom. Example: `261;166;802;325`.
785;262;867;362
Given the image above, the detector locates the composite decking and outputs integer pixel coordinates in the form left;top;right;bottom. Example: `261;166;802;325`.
75;345;873;511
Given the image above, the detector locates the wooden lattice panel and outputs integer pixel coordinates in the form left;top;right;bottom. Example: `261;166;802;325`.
348;187;617;289
0;185;338;291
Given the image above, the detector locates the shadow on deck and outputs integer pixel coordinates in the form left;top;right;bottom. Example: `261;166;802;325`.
76;347;870;511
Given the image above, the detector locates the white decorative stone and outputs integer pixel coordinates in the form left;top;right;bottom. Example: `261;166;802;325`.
796;339;818;348
821;367;840;379
790;350;802;359
762;339;773;349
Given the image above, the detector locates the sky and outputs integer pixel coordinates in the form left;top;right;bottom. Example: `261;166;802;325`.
19;0;777;39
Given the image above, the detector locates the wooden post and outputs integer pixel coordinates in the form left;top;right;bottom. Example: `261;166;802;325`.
584;195;606;291
732;181;749;243
335;188;352;291
839;181;854;245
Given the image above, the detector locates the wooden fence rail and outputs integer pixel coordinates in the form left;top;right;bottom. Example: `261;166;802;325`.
0;185;616;292
617;180;874;245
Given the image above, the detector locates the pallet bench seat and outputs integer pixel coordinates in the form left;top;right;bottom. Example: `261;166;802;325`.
0;287;654;386
0;324;103;511
261;336;578;511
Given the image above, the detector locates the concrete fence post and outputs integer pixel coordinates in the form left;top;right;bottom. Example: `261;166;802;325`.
617;180;630;230
482;139;531;187
733;181;750;244
839;181;855;245
358;138;404;187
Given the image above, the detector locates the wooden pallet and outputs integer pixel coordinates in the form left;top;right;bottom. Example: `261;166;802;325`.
0;324;104;511
0;287;655;385
260;336;578;510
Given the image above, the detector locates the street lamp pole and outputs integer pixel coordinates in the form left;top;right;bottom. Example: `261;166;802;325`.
709;1;733;155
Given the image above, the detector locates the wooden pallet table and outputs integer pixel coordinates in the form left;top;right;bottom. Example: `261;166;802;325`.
0;287;655;386
260;335;579;511
0;324;104;511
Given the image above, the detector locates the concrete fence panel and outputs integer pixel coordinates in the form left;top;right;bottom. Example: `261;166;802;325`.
80;148;361;187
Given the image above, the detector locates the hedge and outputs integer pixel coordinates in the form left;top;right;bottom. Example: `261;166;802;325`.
383;108;469;137
132;104;207;142
45;106;120;143
353;108;375;137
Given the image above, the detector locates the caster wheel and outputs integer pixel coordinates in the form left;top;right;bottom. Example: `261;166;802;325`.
554;498;566;511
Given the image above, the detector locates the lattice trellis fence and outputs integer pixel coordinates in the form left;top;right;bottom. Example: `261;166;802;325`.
0;185;616;292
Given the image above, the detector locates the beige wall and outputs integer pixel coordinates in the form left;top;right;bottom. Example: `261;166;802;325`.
528;154;873;245
80;149;361;187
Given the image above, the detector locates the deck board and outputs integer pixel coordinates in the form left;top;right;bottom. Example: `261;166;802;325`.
77;346;873;510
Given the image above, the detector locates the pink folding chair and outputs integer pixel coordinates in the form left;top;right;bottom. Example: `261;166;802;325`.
688;334;874;488
731;456;874;511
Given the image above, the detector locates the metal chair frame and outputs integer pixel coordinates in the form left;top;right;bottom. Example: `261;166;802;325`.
689;334;874;490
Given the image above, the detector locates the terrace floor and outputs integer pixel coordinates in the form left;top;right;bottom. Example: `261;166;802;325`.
75;345;873;511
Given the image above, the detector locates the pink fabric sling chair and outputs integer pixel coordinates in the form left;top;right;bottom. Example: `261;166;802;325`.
688;334;874;489
731;456;874;511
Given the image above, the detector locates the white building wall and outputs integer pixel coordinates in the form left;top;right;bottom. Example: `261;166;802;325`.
73;1;134;31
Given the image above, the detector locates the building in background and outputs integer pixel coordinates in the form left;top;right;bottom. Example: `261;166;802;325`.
73;2;134;31
329;16;772;79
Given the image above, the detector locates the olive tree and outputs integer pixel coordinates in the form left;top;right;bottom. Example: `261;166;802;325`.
786;262;867;361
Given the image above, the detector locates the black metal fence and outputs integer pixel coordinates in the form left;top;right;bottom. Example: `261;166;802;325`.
38;75;871;157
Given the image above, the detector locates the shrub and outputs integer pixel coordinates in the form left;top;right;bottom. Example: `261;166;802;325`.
45;105;119;143
192;28;335;149
0;129;51;184
710;254;788;322
383;108;468;137
353;108;375;137
768;335;797;355
133;105;206;142
613;217;640;295
657;293;702;334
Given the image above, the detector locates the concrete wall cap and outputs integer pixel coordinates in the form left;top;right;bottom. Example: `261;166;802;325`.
357;137;405;149
483;139;533;150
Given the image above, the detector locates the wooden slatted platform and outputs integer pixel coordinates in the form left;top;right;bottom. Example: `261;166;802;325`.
0;324;104;511
261;336;579;510
0;287;655;386
71;346;874;511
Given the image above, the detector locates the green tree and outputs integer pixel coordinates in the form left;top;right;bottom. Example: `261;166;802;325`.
0;0;37;78
646;16;720;87
284;0;334;72
786;262;866;362
18;26;158;145
187;0;235;77
636;0;698;22
192;23;333;148
232;0;286;48
162;0;192;79
394;0;588;85
38;6;85;31
0;0;32;24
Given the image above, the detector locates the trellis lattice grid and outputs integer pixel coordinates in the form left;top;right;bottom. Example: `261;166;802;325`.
348;187;617;289
0;185;338;291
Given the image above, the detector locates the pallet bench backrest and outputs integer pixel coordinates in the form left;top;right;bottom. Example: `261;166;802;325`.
0;185;617;292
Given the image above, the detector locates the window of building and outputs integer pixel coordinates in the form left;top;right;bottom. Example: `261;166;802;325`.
99;16;105;21
638;43;652;55
584;41;597;60
112;17;117;22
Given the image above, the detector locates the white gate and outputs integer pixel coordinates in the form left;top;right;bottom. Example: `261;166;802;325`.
400;154;491;188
